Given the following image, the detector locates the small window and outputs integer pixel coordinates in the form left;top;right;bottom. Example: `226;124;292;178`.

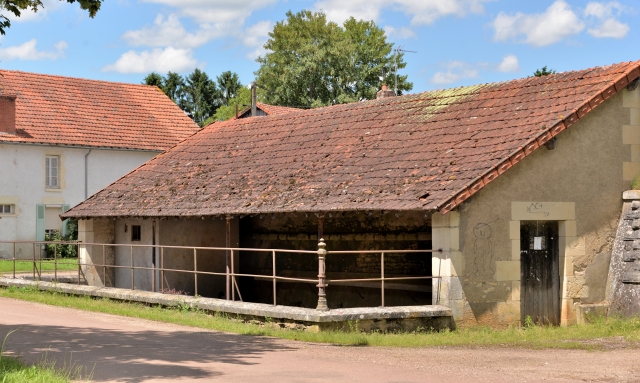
131;225;141;241
45;156;59;189
0;204;14;214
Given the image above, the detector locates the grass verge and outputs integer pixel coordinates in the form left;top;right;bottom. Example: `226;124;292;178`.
1;285;639;349
1;329;89;383
0;259;78;274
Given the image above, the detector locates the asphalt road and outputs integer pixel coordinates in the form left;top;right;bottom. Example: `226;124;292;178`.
0;297;639;383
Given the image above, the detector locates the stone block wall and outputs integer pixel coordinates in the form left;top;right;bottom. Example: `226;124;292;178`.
238;210;432;309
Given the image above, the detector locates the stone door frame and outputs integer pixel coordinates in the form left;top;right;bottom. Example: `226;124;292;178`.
510;202;578;326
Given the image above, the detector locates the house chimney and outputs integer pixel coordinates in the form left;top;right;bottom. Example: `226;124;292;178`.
0;95;17;134
376;84;395;99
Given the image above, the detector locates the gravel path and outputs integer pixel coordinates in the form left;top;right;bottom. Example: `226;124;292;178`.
0;297;638;383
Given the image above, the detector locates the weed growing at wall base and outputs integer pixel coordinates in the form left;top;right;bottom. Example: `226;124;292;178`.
1;286;640;349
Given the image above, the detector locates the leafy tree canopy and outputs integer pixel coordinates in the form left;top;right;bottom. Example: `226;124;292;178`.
217;71;242;106
533;66;556;77
255;10;412;108
0;0;102;35
145;69;243;127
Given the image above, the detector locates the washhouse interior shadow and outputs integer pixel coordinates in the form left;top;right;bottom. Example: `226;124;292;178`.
0;324;295;383
237;211;433;309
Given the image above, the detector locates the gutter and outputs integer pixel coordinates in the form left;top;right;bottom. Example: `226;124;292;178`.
85;149;92;199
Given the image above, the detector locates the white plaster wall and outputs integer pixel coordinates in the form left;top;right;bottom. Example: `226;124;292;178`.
114;219;155;290
0;143;158;250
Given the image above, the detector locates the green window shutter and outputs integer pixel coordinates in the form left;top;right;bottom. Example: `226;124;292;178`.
36;204;46;241
61;204;70;237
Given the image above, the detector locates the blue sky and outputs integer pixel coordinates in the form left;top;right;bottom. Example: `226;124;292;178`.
0;0;637;93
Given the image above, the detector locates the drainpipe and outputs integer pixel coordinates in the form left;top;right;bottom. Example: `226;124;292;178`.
84;149;92;199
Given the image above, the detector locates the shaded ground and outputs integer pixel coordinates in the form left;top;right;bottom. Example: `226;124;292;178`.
1;298;639;383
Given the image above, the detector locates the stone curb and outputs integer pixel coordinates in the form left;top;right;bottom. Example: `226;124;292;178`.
0;278;451;323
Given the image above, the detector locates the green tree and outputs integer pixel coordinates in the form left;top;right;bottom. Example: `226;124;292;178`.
217;71;242;106
182;69;221;127
533;66;556;77
255;10;411;108
0;0;102;35
163;71;185;104
143;72;163;88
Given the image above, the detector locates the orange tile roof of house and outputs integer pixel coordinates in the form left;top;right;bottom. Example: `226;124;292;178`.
63;60;640;219
0;70;200;151
251;102;301;116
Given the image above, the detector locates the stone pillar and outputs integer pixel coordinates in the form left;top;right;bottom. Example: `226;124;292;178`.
431;211;463;321
79;219;115;287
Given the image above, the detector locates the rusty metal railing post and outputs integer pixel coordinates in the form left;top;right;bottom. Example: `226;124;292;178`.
32;243;36;281
381;252;385;307
12;242;16;279
160;247;164;293
231;249;235;301
77;243;81;286
130;245;134;291
102;244;106;287
225;216;231;300
272;250;276;306
54;243;58;283
316;238;329;311
194;248;198;297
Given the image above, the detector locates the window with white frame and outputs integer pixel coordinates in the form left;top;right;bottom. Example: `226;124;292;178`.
0;205;14;215
45;156;59;188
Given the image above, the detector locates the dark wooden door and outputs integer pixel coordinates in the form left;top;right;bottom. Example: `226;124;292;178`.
520;221;560;326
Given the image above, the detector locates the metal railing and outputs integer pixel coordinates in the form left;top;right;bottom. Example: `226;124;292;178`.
0;240;439;309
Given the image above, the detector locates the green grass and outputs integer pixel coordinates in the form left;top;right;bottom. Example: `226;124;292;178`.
1;285;639;349
1;329;89;383
0;259;78;274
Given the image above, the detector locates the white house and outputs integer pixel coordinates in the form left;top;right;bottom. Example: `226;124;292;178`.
0;70;200;258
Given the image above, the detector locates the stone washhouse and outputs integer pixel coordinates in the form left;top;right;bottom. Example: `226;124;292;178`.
63;60;640;328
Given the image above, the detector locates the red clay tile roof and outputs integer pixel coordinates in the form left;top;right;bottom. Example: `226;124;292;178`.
63;61;640;219
0;70;200;151
252;102;301;116
232;102;301;120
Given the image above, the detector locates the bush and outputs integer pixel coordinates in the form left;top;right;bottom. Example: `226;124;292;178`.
44;220;78;259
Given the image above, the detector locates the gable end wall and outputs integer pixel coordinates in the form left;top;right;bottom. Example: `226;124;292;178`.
449;90;630;327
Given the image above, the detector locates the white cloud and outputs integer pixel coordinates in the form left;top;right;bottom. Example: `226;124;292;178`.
315;0;491;26
139;0;278;24
584;2;629;39
584;1;625;18
430;61;479;85
122;14;226;48
0;38;67;60
242;20;273;59
492;0;585;46
384;26;416;39
587;17;629;38
102;47;202;74
497;54;520;72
